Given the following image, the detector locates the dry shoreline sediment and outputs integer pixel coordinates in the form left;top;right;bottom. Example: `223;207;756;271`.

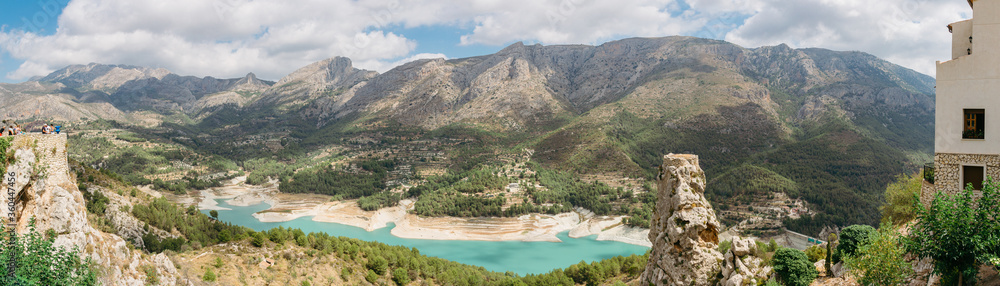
187;177;652;247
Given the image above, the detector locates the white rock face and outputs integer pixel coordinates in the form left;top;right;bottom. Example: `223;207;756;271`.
0;134;180;285
721;237;773;286
642;154;724;286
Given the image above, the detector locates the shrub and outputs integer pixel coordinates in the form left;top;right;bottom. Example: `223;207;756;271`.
804;245;826;263
772;248;818;286
718;240;732;254
881;173;921;225
0;219;98;285
835;224;875;263
844;224;912;286
365;269;379;284
907;178;1000;285
202;268;216;282
142;264;159;285
392;268;411;285
213;257;224;268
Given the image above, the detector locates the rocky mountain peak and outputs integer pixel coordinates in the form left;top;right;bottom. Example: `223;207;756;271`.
228;72;270;92
39;63;170;90
258;56;377;108
275;56;375;87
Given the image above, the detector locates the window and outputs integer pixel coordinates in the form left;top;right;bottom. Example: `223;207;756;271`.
963;165;984;190
963;109;985;139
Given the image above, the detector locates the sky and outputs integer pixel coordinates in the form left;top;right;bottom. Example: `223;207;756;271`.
0;0;971;83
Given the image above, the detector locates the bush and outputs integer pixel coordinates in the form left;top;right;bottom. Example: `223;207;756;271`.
907;178;1000;285
365;269;379;284
804;245;826;263
772;248;818;286
844;224;912;286
881;173;921;225
718;240;732;254
213;257;224;268
0;219;97;285
142;264;159;285
836;224;875;263
202;268;216;282
392;268;411;285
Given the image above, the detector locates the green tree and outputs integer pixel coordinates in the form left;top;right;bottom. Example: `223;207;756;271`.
804;245;826;263
907;178;1000;285
365;269;379;284
367;256;388;275
826;233;837;277
392;268;411;285
772;248;818;286
844;223;912;285
881;173;921;225
209;210;219;219
251;232;266;247
0;218;97;285
835;224;875;263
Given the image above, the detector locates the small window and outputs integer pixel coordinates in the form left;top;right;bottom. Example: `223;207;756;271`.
963;109;985;139
963;165;984;190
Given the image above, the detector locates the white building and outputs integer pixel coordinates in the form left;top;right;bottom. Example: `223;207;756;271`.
935;0;1000;192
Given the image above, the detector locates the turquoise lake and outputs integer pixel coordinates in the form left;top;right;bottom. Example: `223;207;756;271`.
204;199;650;275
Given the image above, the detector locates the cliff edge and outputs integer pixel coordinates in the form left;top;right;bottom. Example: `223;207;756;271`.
0;134;177;285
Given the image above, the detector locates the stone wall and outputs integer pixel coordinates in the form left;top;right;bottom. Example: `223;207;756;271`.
932;152;1000;195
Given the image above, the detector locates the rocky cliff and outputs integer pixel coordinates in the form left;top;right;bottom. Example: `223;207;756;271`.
642;154;723;285
0;134;177;285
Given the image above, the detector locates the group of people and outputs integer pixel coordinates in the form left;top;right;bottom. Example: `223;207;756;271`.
40;123;60;134
0;120;61;136
1;122;23;136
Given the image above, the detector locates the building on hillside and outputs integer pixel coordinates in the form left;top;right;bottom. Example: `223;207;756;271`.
933;0;998;196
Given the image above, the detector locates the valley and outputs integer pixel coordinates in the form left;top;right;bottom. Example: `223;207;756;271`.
0;35;938;284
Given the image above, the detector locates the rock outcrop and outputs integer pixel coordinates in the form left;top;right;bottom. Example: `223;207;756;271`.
0;134;178;285
720;237;773;286
642;154;724;285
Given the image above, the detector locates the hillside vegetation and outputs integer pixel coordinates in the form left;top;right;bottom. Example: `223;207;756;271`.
30;36;936;236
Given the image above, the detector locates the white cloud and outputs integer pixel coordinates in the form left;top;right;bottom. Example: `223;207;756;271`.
0;0;969;81
355;53;449;73
457;0;699;46
1;0;420;81
725;0;968;76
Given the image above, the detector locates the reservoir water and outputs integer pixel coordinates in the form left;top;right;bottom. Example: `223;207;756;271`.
204;199;650;275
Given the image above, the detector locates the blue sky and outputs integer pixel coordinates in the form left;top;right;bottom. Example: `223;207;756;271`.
0;0;969;83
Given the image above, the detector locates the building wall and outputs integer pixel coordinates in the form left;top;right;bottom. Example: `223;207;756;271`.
937;0;1000;155
934;153;1000;194
951;19;973;59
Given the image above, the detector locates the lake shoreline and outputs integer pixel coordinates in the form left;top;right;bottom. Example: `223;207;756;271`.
180;176;651;248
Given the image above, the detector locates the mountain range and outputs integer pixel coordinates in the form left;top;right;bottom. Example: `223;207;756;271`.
0;36;936;235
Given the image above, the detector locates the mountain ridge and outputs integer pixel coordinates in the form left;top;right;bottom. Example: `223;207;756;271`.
3;36;936;235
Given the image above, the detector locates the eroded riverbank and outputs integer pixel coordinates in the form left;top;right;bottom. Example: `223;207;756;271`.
168;176;651;247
